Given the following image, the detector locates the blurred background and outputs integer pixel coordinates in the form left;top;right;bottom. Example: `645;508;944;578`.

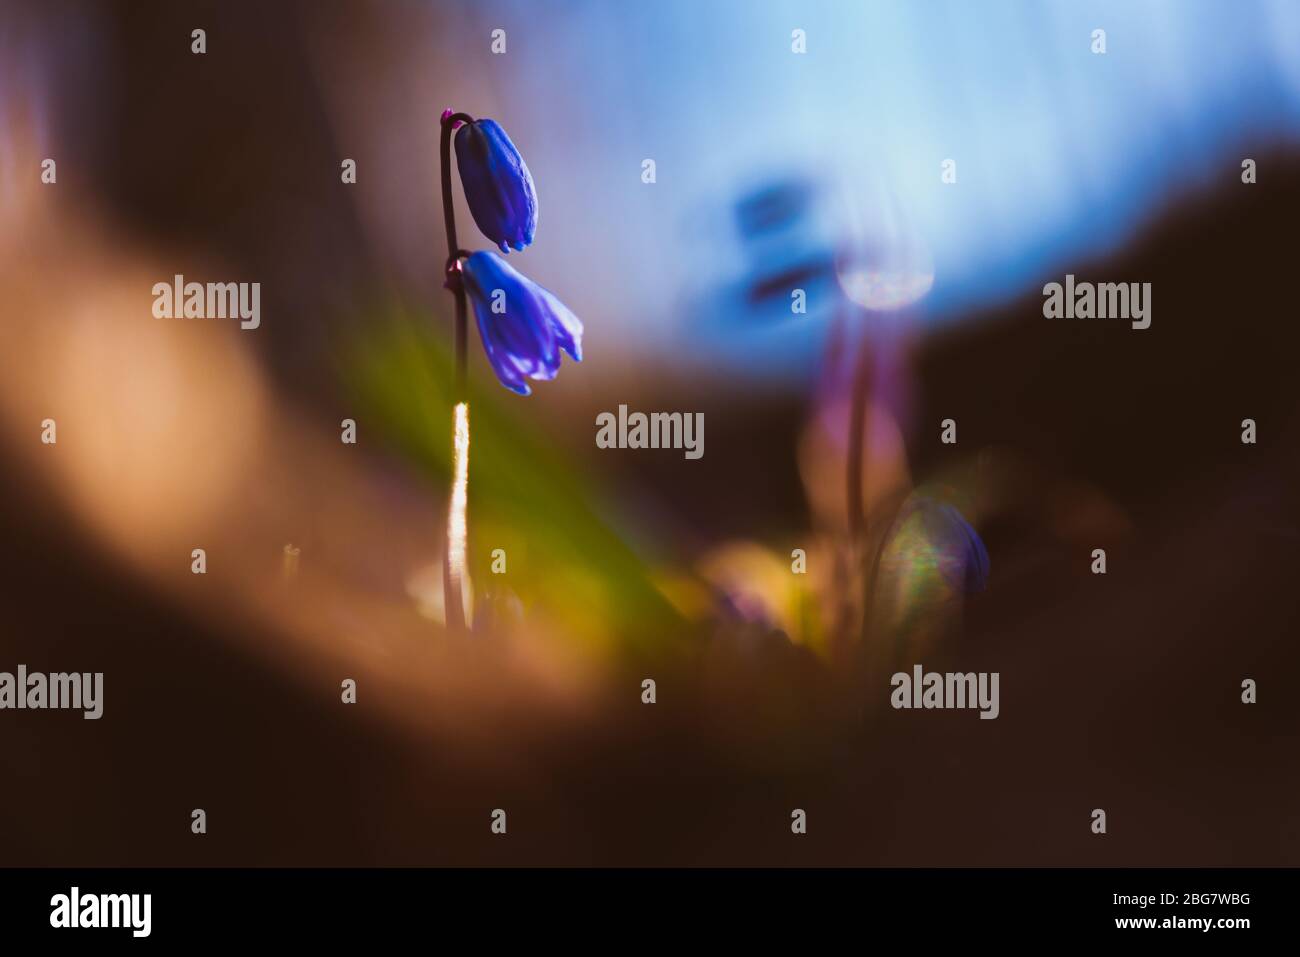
1;0;1298;865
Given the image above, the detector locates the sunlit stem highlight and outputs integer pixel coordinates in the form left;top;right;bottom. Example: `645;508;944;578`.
444;400;470;631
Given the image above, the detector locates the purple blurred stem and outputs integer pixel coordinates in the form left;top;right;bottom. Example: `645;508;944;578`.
847;333;872;544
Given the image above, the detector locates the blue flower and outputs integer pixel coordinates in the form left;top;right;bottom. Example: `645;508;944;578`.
454;119;538;254
460;251;582;395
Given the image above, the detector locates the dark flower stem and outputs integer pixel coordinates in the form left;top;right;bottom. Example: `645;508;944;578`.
440;110;474;634
846;333;871;544
440;111;474;399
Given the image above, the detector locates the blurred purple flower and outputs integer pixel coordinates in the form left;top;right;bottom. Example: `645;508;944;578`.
937;503;990;593
454;118;538;254
460;250;582;396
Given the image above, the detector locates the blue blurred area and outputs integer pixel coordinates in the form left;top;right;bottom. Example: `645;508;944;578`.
440;0;1300;379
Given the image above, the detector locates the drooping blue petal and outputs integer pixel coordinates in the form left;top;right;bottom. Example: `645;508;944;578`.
535;287;583;363
462;251;551;372
475;313;531;395
454;119;538;254
461;251;583;395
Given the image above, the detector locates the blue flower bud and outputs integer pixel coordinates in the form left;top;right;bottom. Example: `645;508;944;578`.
460;251;582;396
454;119;538;254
